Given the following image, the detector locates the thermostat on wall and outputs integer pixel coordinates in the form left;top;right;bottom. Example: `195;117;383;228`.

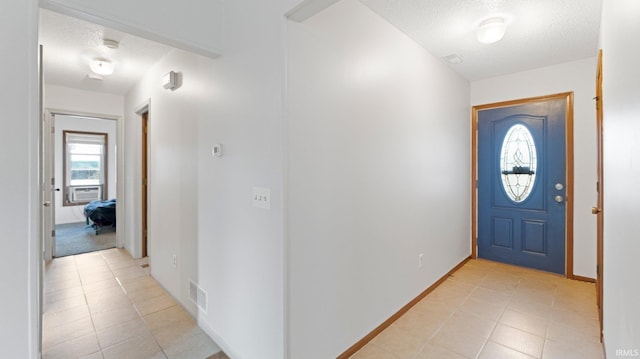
212;144;223;157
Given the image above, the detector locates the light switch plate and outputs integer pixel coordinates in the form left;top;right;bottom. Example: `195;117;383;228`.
253;187;270;209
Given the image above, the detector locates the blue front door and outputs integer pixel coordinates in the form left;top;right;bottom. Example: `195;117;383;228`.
477;97;567;274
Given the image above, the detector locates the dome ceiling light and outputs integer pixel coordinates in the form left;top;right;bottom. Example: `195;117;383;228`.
477;17;508;44
90;58;114;76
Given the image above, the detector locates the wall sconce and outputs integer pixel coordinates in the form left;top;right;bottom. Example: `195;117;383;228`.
162;71;178;90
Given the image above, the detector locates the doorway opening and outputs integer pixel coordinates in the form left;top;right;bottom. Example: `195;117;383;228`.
43;112;119;258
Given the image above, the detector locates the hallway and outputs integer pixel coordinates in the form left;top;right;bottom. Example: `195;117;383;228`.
352;259;604;359
43;248;228;359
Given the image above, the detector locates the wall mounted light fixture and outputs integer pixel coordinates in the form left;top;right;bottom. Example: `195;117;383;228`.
163;71;178;90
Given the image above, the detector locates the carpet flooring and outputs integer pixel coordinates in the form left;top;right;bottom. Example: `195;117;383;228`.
55;222;116;257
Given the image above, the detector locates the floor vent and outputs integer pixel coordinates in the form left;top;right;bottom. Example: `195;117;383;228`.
189;280;208;313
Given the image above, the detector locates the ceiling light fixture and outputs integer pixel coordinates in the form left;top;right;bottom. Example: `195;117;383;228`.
477;17;507;44
90;58;114;76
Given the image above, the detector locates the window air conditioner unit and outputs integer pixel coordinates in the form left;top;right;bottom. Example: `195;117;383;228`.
69;185;102;203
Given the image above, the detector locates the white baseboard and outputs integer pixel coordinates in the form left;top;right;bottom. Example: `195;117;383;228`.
198;314;243;359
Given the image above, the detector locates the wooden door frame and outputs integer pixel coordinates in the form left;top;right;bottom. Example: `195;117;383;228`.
471;92;575;277
595;49;604;340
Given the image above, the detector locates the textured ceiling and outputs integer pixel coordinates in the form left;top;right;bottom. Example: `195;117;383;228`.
360;0;603;81
39;9;174;95
40;1;603;92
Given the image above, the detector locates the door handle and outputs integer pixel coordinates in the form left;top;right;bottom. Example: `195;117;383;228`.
554;195;564;203
591;206;601;214
43;201;51;207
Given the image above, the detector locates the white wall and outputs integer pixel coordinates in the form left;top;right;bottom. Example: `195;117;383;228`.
124;0;286;356
286;1;470;357
471;58;598;279
599;1;640;355
193;2;285;357
45;84;124;117
125;49;201;315
53;115;117;224
0;0;40;357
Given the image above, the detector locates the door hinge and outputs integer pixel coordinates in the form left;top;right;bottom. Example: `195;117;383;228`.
596;264;599;276
596;181;600;193
50;177;55;186
51;230;56;237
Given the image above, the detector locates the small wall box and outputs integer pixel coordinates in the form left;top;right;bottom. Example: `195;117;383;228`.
212;144;223;157
163;71;177;90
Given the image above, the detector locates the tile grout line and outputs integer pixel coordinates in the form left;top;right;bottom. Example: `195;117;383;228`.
64;251;152;357
79;253;108;358
538;283;560;358
472;276;510;359
43;254;103;358
98;252;160;357
45;254;188;358
103;252;173;358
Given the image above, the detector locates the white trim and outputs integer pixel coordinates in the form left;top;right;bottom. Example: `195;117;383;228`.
116;109;125;249
280;11;291;359
198;317;244;359
285;0;340;22
45;109;125;250
134;99;150;115
43;110;55;261
39;0;222;58
30;3;42;357
48;108;120;121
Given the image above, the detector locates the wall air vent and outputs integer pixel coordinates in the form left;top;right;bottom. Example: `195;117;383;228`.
189;279;208;313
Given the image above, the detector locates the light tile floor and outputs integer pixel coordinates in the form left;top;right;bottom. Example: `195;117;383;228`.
351;259;604;359
43;248;229;359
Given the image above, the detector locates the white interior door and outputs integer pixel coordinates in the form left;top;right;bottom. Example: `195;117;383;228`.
43;112;56;260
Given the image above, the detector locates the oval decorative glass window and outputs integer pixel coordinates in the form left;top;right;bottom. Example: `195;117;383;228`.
500;124;537;202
